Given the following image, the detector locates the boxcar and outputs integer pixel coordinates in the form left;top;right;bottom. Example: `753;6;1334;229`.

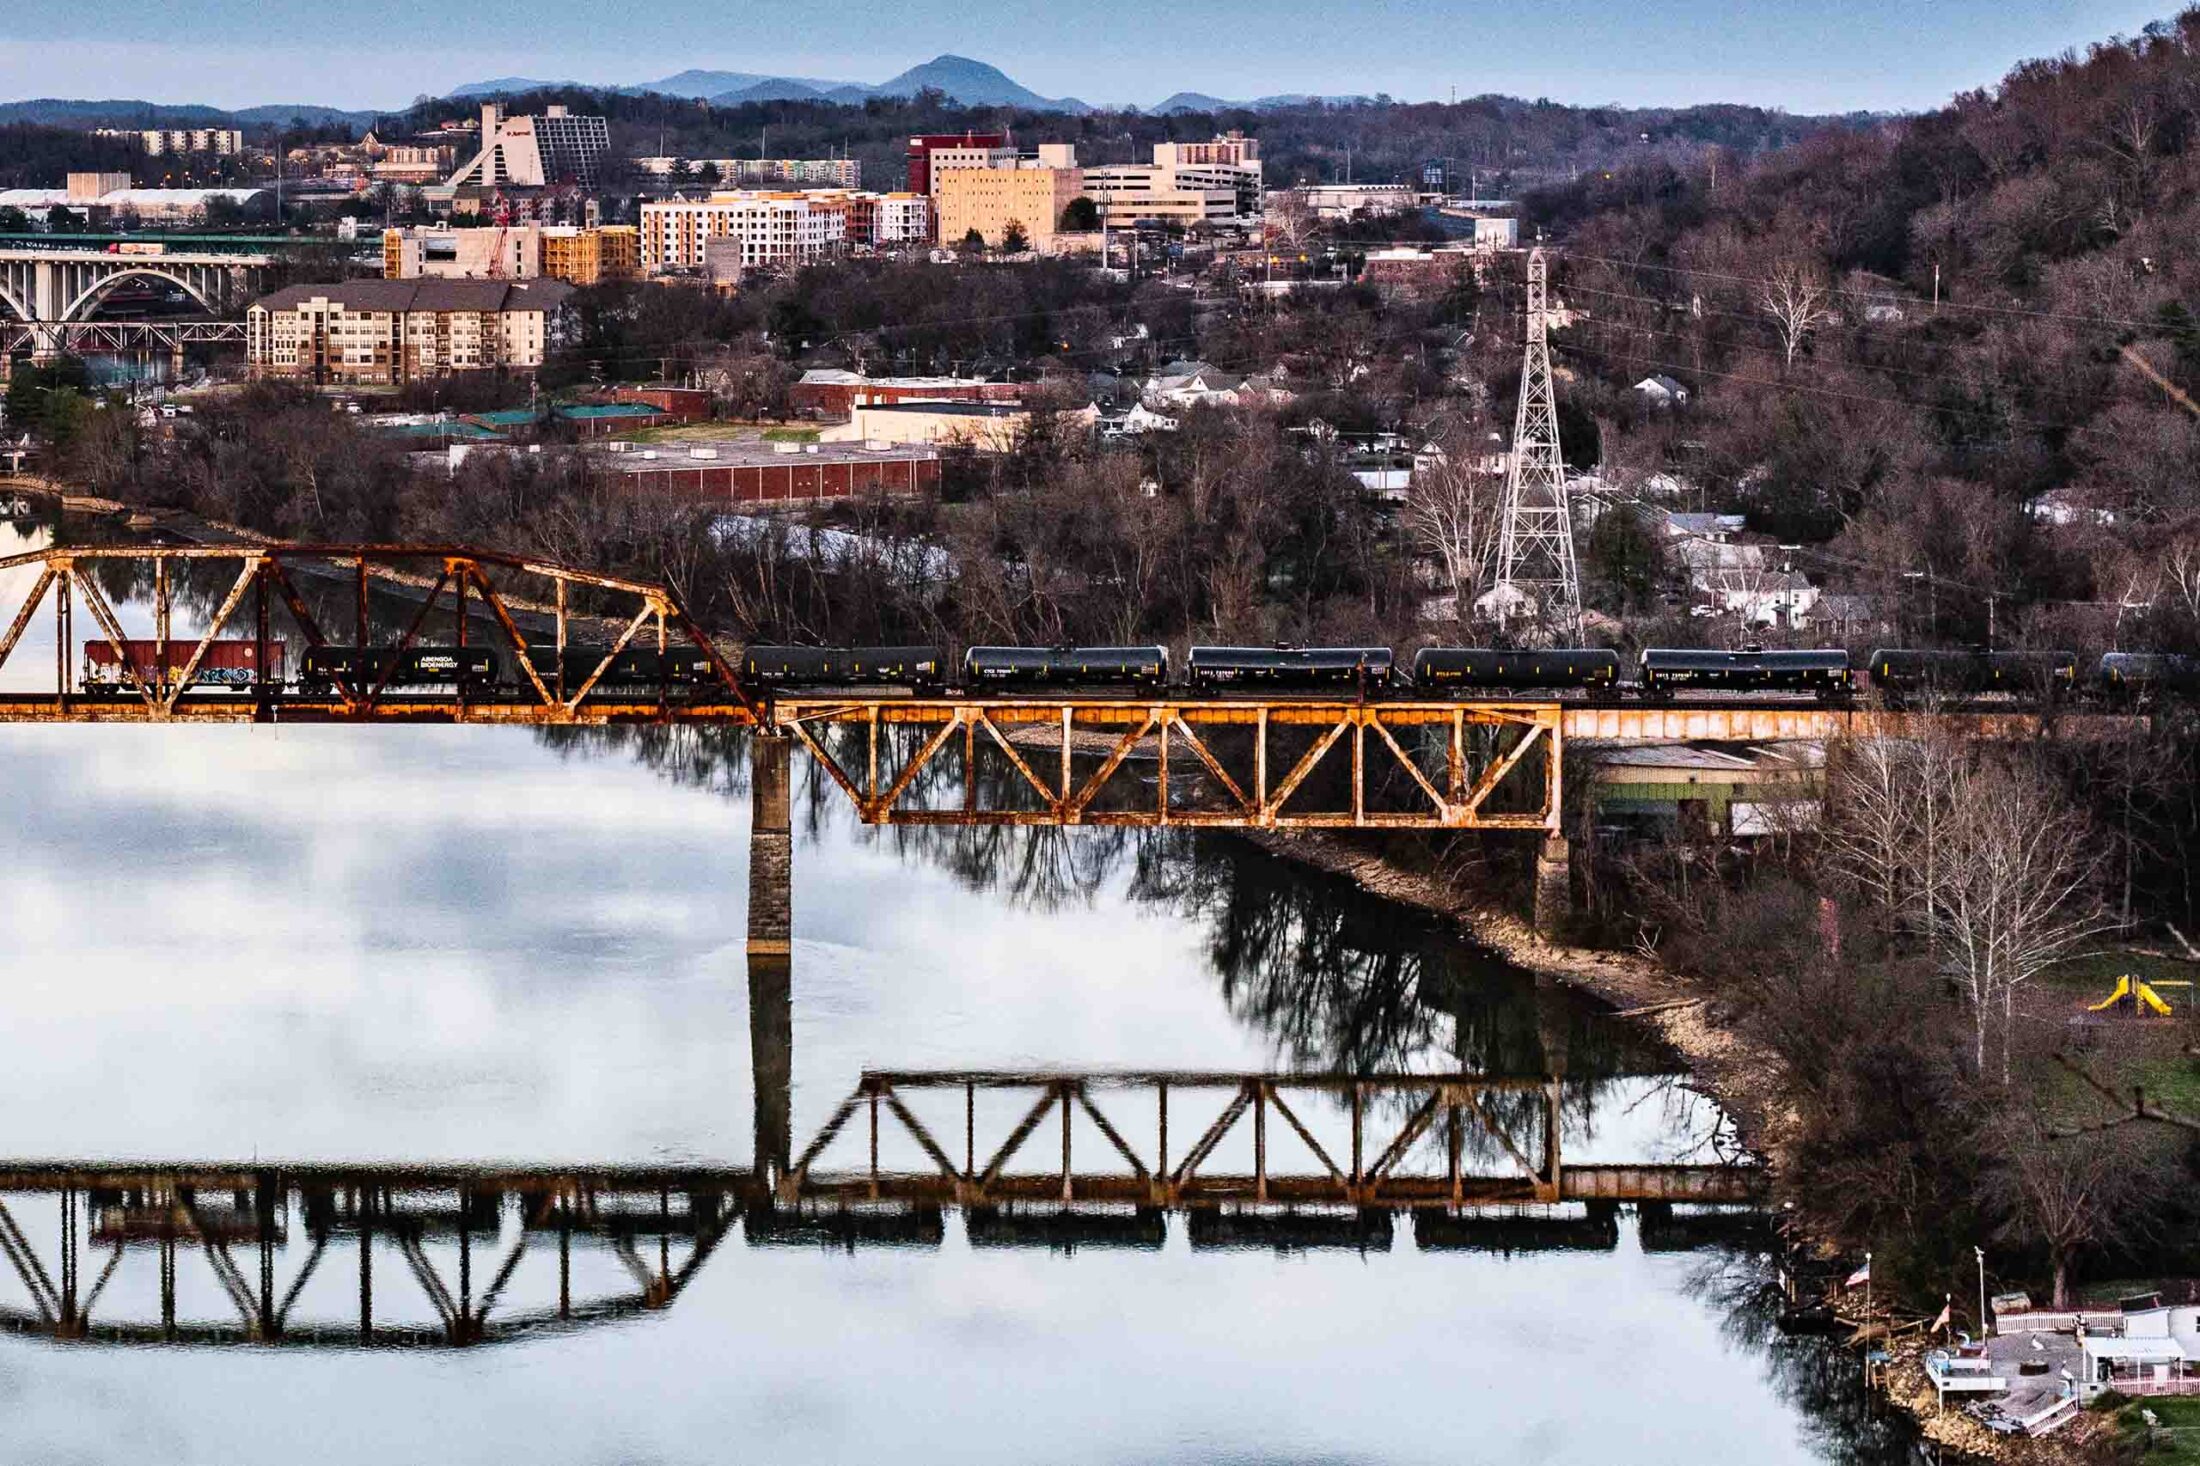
82;638;282;693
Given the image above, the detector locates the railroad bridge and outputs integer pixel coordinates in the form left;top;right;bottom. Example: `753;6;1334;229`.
0;248;271;369
0;542;2144;939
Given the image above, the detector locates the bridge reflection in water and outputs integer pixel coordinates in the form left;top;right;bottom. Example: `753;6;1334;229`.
0;737;1762;1353
0;967;1762;1353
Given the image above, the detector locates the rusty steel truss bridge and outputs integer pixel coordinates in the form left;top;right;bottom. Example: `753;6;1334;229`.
0;543;2117;838
0;1069;1761;1351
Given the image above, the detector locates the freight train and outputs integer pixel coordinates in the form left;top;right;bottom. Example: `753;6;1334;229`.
78;638;2197;706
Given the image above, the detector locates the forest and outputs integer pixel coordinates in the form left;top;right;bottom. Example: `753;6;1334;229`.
1524;11;2200;659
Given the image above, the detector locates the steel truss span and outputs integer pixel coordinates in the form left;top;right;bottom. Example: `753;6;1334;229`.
0;543;756;725
0;542;2125;833
775;699;1562;831
0;1072;1762;1351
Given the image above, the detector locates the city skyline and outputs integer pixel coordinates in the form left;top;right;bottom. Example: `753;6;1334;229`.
0;0;2177;114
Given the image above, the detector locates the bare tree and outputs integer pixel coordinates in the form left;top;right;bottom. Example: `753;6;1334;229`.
1759;262;1834;370
1401;431;1504;620
1821;734;1915;913
1933;758;2110;1081
1984;1116;2160;1310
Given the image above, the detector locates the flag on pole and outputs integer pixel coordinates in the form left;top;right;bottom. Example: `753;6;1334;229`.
1932;1297;1952;1333
1846;1260;1872;1289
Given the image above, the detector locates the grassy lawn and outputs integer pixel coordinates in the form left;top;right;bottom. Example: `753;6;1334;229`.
761;426;819;442
2115;1395;2200;1455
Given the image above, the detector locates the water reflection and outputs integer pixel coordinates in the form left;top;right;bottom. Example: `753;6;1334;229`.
0;683;1909;1463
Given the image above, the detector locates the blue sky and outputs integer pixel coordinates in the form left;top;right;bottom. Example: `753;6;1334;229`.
0;0;2175;112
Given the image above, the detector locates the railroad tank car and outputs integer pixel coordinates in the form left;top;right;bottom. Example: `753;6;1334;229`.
1408;647;1620;693
963;645;1169;690
82;638;282;693
1185;645;1395;691
298;645;497;694
2096;651;2200;701
523;646;721;689
742;645;947;689
1865;648;2078;698
1639;647;1853;696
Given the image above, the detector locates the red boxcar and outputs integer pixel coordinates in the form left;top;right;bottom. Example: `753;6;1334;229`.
83;639;283;691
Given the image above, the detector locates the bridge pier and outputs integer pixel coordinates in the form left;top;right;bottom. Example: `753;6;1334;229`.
1531;835;1571;939
747;734;792;957
749;949;792;1187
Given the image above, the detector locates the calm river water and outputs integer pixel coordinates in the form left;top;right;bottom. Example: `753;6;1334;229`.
0;517;1923;1463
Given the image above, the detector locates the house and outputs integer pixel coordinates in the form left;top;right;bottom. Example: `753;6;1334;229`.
1699;566;1820;627
1660;510;1747;544
2027;488;2120;527
1633;374;1691;408
1142;360;1245;408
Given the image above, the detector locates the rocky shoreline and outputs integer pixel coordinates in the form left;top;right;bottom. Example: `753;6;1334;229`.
1242;829;2106;1465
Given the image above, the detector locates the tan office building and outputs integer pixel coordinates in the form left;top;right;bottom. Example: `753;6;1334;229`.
932;160;1085;251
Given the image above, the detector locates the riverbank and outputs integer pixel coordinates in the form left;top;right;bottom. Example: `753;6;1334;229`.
1243;829;2106;1465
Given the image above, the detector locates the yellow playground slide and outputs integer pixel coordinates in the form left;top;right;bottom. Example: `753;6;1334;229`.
2089;975;2176;1016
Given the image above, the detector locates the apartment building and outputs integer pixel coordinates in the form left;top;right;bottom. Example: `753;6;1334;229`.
247;279;574;385
641;192;847;273
797;190;932;249
932;147;1084;251
540;225;640;285
95;128;244;156
636;157;862;188
384;224;639;285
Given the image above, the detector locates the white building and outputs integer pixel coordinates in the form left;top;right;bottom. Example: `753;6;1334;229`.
95;128;244;156
1290;183;1417;219
642;192;847;273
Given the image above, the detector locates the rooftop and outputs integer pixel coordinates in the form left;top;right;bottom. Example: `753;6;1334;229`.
251;279;575;314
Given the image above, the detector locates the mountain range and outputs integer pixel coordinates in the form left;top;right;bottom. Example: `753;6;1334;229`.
0;56;1388;130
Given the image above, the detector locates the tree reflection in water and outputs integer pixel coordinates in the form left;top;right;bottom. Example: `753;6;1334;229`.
550;726;1719;1164
1689;1249;1942;1465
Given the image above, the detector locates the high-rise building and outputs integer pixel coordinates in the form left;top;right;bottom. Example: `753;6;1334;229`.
445;104;610;191
906;132;1013;195
932;154;1086;251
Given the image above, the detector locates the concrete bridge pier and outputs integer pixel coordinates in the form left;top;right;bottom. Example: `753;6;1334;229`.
748;734;792;957
749;950;792;1187
747;732;795;1189
1531;835;1571;939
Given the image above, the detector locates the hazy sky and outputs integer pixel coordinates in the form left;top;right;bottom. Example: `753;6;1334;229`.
0;0;2177;113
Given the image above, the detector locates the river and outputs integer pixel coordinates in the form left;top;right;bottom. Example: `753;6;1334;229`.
0;516;1927;1463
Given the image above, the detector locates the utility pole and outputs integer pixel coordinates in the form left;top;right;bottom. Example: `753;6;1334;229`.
1483;246;1580;638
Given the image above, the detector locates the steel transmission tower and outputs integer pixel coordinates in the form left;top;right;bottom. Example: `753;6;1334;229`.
1482;246;1580;633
